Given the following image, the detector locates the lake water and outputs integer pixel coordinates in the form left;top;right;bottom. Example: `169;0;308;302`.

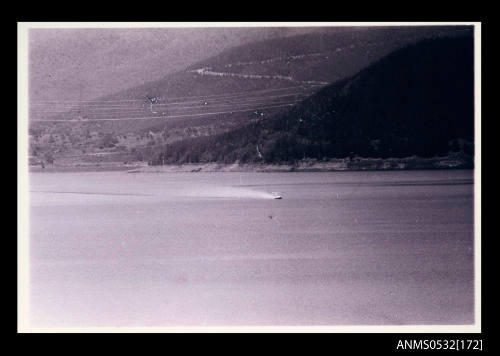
29;169;475;326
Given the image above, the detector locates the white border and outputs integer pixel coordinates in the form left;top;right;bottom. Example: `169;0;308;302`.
473;23;481;330
18;22;30;333
17;21;481;334
20;22;478;28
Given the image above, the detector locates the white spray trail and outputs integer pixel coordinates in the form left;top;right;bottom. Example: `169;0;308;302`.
182;185;277;199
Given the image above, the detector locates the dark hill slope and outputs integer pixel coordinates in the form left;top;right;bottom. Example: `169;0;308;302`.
92;27;470;105
191;26;471;85
31;27;471;140
151;35;474;165
35;26;469;121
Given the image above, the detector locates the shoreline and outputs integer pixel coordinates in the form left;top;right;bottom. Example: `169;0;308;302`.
29;154;473;173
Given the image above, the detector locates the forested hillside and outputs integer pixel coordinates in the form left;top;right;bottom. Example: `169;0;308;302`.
151;35;474;165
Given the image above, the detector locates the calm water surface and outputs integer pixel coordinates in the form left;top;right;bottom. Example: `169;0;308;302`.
29;170;474;326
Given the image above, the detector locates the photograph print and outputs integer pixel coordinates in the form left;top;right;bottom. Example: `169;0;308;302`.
19;22;479;331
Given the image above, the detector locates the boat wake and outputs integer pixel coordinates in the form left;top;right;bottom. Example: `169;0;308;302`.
183;186;279;200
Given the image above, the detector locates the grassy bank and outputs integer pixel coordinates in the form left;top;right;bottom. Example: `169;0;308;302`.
129;153;473;173
28;153;473;174
29;162;148;173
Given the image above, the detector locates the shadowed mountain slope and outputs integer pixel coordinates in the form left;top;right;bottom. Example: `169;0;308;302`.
151;35;474;165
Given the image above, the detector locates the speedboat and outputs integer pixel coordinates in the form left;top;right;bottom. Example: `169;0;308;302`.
271;192;282;199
